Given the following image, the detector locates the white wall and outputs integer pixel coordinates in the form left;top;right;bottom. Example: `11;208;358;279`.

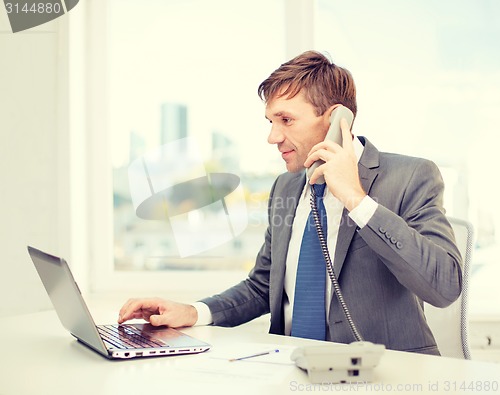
0;11;71;315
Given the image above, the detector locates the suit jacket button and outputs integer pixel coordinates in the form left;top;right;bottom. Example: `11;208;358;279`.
390;237;397;244
396;241;403;249
379;227;386;234
385;232;392;239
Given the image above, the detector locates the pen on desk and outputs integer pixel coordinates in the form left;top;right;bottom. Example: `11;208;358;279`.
229;349;280;362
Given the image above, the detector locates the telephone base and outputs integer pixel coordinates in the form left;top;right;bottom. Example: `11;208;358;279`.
291;341;385;384
306;368;375;385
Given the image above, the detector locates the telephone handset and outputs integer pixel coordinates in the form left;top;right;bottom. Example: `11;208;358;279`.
306;105;354;185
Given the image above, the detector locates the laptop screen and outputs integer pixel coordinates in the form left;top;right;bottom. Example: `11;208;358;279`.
27;246;108;354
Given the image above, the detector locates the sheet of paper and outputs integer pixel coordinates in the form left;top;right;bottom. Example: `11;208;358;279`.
211;343;297;365
173;343;297;385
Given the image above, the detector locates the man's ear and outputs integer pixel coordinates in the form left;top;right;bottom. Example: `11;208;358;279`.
324;104;341;119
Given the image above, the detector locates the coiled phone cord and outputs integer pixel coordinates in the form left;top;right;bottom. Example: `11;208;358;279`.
310;185;364;342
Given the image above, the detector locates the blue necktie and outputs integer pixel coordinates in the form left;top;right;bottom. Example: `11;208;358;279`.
291;183;327;340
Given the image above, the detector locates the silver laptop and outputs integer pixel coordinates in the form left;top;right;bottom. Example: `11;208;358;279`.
27;246;211;359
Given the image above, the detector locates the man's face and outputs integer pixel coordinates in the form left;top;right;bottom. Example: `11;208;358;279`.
265;90;331;173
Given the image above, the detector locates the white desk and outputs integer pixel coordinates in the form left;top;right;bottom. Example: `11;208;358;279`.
1;310;499;395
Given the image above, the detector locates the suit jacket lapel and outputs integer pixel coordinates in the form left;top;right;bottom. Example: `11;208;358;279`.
333;137;380;277
273;172;306;272
269;171;305;333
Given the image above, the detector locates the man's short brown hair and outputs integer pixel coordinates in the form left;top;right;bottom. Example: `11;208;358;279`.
258;51;357;118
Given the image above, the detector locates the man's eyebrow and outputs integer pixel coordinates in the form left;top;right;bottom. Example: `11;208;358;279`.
265;111;291;120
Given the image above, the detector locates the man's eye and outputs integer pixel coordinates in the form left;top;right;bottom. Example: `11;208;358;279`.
282;118;292;124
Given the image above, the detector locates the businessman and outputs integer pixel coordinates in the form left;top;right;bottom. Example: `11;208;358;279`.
119;51;462;355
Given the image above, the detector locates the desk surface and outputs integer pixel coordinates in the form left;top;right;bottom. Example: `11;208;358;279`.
1;310;499;395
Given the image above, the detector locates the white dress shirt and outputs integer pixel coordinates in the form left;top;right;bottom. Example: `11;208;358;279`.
193;136;378;328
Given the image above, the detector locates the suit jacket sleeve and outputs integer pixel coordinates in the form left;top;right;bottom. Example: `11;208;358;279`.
357;157;462;307
198;180;278;327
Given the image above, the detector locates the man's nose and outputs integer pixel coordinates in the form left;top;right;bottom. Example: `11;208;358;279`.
267;124;285;145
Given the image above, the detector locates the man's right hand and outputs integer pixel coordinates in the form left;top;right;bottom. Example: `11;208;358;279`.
118;298;198;328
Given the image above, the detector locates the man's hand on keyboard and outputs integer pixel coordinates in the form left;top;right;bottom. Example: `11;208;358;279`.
118;298;198;328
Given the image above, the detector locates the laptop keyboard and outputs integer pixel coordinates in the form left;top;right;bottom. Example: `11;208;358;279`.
97;325;169;350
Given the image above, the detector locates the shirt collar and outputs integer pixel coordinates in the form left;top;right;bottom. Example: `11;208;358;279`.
353;134;364;162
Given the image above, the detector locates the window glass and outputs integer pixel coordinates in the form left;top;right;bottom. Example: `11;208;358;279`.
109;0;285;271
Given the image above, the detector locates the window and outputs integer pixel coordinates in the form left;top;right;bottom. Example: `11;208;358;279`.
88;0;287;292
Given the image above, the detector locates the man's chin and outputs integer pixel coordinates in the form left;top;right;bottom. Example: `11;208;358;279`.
285;163;306;173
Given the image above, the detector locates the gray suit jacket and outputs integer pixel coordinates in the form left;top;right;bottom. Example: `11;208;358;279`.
201;137;462;355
